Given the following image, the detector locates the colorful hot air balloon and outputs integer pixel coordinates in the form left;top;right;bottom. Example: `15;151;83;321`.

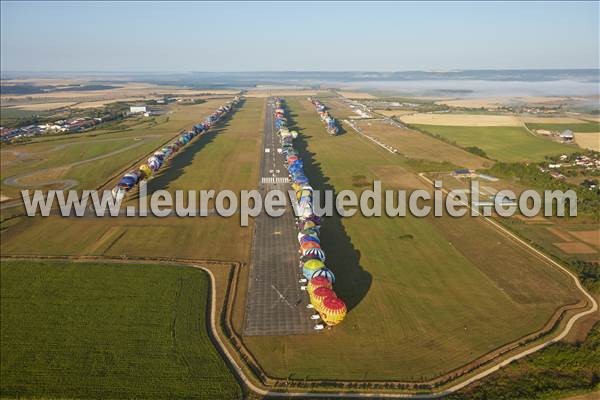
302;259;325;279
300;235;320;245
300;241;320;253
298;220;317;231
302;248;326;261
310;286;336;312
139;164;152;179
307;276;332;296
320;297;347;326
312;267;335;283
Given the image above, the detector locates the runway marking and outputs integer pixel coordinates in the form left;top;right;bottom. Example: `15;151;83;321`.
270;284;293;308
261;177;290;183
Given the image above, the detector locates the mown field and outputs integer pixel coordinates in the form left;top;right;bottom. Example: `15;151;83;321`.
412;124;574;162
0;260;241;399
317;97;358;119
526;122;600;133
1;98;265;263
354;119;491;170
241;97;583;381
1;100;228;200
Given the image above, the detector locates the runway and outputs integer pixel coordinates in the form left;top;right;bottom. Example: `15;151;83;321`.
243;98;315;336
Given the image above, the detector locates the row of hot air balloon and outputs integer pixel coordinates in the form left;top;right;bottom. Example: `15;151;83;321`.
274;98;347;328
307;97;339;136
111;96;241;202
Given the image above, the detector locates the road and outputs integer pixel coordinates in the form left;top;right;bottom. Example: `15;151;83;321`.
243;98;315;336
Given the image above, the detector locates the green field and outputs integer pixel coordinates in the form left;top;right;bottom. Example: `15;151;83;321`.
0;260;241;399
0;107;52;127
412;125;574;162
1;100;227;199
1;98;265;264
526;122;600;133
241;97;583;381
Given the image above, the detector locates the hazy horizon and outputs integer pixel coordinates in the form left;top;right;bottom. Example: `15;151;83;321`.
2;1;598;72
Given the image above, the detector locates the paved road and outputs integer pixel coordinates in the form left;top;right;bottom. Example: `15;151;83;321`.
243;98;315;336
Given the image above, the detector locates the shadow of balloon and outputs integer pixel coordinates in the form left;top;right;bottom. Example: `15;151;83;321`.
128;100;243;202
287;105;372;311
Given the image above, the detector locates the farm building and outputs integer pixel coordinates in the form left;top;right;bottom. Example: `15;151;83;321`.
559;129;574;142
129;106;147;114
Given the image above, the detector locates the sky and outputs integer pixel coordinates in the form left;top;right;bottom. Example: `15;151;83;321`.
1;1;598;72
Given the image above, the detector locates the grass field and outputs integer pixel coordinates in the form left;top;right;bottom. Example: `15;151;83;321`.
317;97;359;119
399;113;522;127
0;260;241;399
526;122;600;133
412;124;574;162
1;100;228;199
1;98;265;263
354;119;491;170
0;107;53;127
240;97;583;381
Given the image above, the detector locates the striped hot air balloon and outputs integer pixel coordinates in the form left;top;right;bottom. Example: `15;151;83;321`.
320;296;347;326
307;276;332;296
311;267;335;283
302;248;326;261
310;286;336;313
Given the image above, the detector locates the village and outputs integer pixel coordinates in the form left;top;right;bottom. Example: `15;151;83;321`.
540;152;600;188
0;105;157;143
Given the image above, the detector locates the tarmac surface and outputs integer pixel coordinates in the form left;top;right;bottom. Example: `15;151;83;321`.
243;98;315;336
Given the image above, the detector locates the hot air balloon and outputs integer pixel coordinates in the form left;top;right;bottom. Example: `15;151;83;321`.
320;297;347;326
139;164;152;179
311;267;335;283
298;220;317;231
310;286;336;312
300;235;320;245
302;259;325;279
298;231;319;244
301;241;320;252
307;276;332;295
111;186;126;202
302;248;326;262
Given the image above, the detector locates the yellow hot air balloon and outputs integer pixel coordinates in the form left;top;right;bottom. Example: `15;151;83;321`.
320;296;347;326
310;287;336;313
139;164;152;179
307;276;332;296
302;259;324;279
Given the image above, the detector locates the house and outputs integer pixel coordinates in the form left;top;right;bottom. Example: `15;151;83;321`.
559;129;574;141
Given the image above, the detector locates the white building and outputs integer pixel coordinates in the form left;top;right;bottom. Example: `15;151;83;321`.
130;106;147;114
